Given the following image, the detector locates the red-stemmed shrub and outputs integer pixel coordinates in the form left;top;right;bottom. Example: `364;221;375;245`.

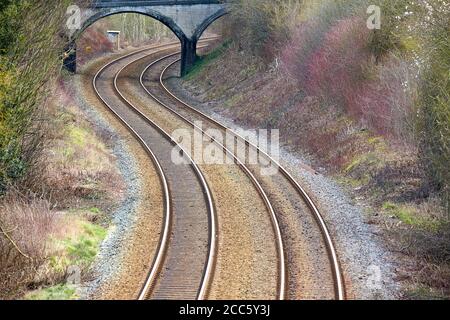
280;15;417;142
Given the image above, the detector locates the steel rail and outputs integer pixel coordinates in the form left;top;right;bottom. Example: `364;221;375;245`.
112;48;217;301
92;42;217;300
136;51;287;300
158;53;346;300
92;45;172;301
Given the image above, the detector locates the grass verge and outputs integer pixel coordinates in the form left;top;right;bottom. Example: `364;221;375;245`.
0;81;124;300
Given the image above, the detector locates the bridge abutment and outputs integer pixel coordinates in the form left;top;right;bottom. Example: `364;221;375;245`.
181;37;198;76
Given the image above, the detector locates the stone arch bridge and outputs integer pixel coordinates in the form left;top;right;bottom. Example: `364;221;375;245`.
64;0;228;75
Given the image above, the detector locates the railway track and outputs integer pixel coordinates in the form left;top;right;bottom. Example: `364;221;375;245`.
93;42;216;300
89;39;345;300
92;40;286;300
137;49;346;300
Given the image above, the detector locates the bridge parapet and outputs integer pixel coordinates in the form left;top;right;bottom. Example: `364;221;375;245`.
91;0;222;7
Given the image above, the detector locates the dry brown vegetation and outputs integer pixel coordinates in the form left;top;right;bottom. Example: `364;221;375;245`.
0;194;57;299
184;0;450;298
0;81;124;299
0;0;128;300
41;88;124;210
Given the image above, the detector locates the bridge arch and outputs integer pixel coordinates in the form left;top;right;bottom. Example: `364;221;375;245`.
64;1;228;76
74;8;185;43
192;7;228;42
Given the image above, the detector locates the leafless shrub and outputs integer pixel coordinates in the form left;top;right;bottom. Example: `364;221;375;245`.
0;193;58;299
227;0;303;62
398;223;450;294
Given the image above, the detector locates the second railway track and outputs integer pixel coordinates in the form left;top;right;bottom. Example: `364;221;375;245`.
137;48;346;299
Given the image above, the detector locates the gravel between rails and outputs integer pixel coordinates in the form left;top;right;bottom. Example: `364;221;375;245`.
71;51;165;300
117;52;279;299
166;67;401;300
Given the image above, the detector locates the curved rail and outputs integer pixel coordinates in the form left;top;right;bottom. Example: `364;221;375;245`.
137;52;287;299
92;43;217;300
114;53;218;300
160;55;346;300
92;45;172;300
159;53;346;300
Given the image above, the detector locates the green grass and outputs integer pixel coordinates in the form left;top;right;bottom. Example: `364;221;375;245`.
383;202;441;231
184;41;229;81
53;116;111;172
49;220;107;274
65;222;107;266
404;285;448;300
344;152;382;174
55;124;90;161
89;207;100;214
41;221;107;299
25;284;77;300
335;176;365;189
68;125;88;147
